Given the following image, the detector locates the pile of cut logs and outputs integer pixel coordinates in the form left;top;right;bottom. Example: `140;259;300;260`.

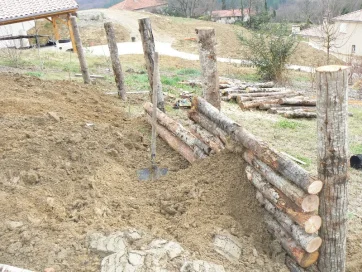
180;79;317;119
147;96;322;270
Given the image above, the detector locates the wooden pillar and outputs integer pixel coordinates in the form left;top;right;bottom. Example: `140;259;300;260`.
67;14;77;54
316;65;349;272
69;16;91;84
138;18;165;112
196;27;220;110
104;22;126;100
51;16;60;41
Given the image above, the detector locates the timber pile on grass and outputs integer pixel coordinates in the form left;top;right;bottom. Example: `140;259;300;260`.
181;78;317;119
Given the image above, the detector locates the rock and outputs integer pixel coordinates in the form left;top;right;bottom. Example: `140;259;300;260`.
88;232;127;255
6;220;24;230
252;248;258;257
21;170;39;185
213;231;242;263
0;264;33;272
48;112;61;122
164;241;184;260
124;229;142;243
181;260;225;272
128;250;146;266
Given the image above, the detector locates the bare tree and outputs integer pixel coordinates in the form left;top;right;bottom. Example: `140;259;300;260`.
169;0;217;17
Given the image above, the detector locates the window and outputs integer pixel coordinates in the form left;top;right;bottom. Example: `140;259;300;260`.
352;45;356;53
339;23;347;33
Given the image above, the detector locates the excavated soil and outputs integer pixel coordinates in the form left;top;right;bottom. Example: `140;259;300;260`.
0;73;288;271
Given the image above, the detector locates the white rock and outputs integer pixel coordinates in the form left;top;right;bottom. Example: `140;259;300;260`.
0;264;33;272
213;232;242;263
124;229;142;243
181;260;225;272
47;112;61;122
128;250;146;266
101;250;127;272
164;241;184;260
89;232;127;254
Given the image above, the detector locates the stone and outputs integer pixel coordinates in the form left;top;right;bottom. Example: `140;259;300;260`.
88;232;127;255
6;220;24;230
124;229;142;243
128;250;146;266
181;260;225;272
48;112;61;122
164;241;184;260
213;231;242;263
0;264;33;272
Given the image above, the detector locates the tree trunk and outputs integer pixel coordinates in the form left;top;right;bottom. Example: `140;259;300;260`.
104;22;126;100
188;110;227;145
244;151;320;211
192;97;322;194
145;115;198;163
138;18;165;112
144;102;210;156
246;166;322;233
196;28;220;110
316;65;349;272
279;98;316;106
264;213;319;268
70;16;91;84
257;192;322;253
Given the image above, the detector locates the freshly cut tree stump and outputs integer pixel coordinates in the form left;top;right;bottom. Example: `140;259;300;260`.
264;213;319;268
188;110;227;145
257;192;322;253
246;166;322;233
193;96;323;194
244;151;319;212
144;102;210;155
145;115;198;163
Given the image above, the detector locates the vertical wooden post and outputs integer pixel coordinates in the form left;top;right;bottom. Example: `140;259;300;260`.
104;22;126;100
67;14;77;54
196;27;220;110
138;18;165;112
52;16;60;41
69;16;91;84
316;65;349;272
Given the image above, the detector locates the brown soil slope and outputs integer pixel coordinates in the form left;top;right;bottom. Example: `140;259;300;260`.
0;74;288;271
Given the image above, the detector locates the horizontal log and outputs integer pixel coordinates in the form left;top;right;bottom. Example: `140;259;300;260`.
268;107;316;114
192;96;322;194
281;111;317;119
239;99;280;109
252;81;275;88
189;123;225;153
279;98;316;106
244;151;319;212
246;87;283;93
188;110;228;145
145;116;198;163
264;213;319;268
234;91;295;98
246;166;322;233
144;102;210;155
285;256;319;272
257;192;322;253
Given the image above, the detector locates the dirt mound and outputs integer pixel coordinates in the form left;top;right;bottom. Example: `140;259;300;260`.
0;73;288;271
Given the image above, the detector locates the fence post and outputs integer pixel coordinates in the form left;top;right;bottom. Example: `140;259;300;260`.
104;22;126;100
196;27;220;110
70;16;91;84
316;65;349;272
138;18;165;112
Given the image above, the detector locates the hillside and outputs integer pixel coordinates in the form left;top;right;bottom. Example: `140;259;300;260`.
77;0;122;9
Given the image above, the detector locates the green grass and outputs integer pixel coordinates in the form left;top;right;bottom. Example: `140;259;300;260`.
351;144;362;154
25;71;44;78
176;68;200;76
274;119;303;129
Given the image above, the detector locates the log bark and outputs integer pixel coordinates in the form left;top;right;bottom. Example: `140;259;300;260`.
281;111;317;119
70;16;91;84
239;99;281;109
244;151;319;212
188;110;227;145
235;91;295;97
253;81;275;88
268;107;316;114
246;166;322;233
104;22;126;100
189;123;225;153
144;102;210;156
316;65;349;272
246;87;284;93
145;115;198;163
138;18;165;112
279;98;316;106
193;96;322;194
196;27;220;110
264;213;319;268
257;192;322;253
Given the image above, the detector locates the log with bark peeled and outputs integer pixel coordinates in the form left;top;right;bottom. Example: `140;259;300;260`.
239;99;281;109
145;116;198;163
244;151;319;212
144;102;210;156
192;97;322;194
257;192;322;253
281;111;317;119
279;98;317;106
264;213;319;268
188;110;228;145
246;166;322;233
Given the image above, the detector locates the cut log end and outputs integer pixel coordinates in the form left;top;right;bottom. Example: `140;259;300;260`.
301;195;319;213
316;65;350;73
305;215;322;234
305;237;323;254
307;180;323;194
300;251;319;268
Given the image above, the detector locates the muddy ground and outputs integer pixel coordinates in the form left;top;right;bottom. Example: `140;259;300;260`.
0;73;293;271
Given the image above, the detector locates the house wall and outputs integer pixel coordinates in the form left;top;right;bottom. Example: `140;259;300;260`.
0;21;35;49
333;21;362;56
213;15;249;24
